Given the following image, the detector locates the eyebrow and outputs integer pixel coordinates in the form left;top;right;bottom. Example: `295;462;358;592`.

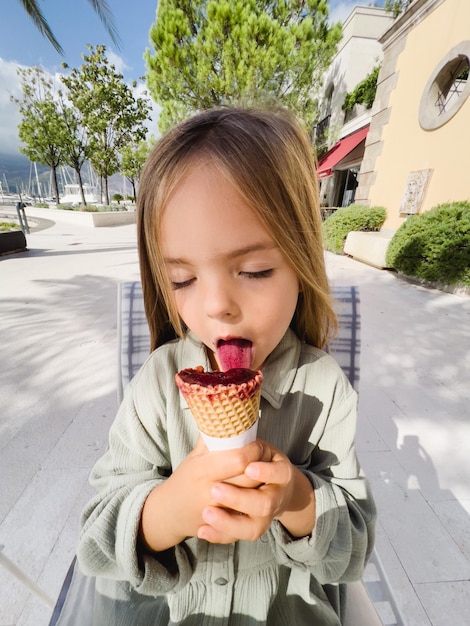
163;242;278;266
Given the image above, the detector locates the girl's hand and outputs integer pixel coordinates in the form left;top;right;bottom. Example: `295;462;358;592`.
224;439;271;488
197;441;316;544
139;437;267;552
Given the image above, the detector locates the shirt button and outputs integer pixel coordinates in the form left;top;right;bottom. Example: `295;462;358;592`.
214;577;228;586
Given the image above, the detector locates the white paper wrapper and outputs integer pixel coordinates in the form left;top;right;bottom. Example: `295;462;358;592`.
200;419;258;451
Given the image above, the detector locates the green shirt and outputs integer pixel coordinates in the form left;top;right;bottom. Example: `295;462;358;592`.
77;329;376;625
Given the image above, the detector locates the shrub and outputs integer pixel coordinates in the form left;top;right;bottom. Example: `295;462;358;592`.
93;205;127;212
343;65;380;112
322;204;387;254
75;204;99;212
59;204;127;212
0;221;19;232
386;201;470;287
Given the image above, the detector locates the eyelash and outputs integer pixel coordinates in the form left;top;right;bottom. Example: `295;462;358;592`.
171;278;195;291
171;270;273;291
240;269;274;279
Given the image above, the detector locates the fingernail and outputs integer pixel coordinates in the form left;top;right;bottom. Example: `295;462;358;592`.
203;508;216;524
245;464;259;479
211;484;223;500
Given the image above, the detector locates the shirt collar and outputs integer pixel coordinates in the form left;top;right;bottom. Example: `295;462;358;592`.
259;329;300;408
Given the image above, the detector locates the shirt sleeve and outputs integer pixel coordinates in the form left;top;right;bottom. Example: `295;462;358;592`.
76;369;195;596
269;372;376;584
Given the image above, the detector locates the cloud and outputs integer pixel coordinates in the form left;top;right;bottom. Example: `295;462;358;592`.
329;1;363;24
0;58;24;154
329;1;387;24
133;80;161;139
107;49;129;75
0;55;160;161
0;60;66;156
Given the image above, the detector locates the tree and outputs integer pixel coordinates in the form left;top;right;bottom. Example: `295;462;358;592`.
56;90;93;207
120;139;152;201
13;67;67;205
61;45;151;205
145;0;342;133
17;0;121;55
384;0;414;18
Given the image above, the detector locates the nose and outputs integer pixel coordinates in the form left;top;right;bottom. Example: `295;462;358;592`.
203;278;241;321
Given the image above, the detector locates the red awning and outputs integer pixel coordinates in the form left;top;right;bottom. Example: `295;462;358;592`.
317;126;369;179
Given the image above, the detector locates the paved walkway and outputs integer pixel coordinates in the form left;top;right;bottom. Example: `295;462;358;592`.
0;208;469;625
326;254;470;626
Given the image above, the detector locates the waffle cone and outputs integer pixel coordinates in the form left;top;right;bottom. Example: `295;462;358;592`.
175;367;263;439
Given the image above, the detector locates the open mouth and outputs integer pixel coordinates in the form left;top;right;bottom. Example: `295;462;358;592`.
216;338;253;371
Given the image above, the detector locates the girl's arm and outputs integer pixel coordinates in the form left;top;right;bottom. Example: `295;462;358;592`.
139;437;267;552
196;373;376;584
271;385;376;584
77;375;266;593
77;383;179;591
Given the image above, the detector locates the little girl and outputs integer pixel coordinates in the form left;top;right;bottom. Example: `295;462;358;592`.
78;106;376;625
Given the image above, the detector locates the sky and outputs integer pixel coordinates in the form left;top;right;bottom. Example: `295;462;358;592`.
0;0;159;156
0;1;374;156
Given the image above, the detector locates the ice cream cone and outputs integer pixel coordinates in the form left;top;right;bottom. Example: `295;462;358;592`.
175;367;263;450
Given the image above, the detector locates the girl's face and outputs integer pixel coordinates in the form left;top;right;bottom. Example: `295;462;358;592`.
160;161;299;371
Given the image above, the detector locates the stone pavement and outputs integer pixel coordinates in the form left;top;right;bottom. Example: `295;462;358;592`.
0;208;469;625
326;254;470;626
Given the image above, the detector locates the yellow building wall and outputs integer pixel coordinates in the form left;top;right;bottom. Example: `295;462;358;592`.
369;0;470;230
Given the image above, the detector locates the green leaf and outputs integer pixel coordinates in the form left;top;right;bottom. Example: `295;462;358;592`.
145;0;341;133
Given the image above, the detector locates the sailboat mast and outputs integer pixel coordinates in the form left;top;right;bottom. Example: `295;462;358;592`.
34;162;42;199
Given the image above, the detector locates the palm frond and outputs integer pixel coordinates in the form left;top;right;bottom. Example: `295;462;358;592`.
86;0;122;49
17;0;122;55
20;0;64;54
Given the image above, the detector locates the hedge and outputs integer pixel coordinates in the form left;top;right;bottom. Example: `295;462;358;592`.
322;204;387;254
386;201;470;287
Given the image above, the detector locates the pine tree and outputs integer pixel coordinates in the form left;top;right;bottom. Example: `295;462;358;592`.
145;0;341;133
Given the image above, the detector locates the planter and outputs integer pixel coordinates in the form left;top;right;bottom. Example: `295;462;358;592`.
23;206;136;228
90;211;136;227
344;231;393;269
0;230;27;255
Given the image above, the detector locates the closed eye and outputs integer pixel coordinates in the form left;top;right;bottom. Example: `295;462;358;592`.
240;269;274;279
171;278;195;290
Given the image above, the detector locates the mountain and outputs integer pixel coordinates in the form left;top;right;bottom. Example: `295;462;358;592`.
0;152;132;199
0;152;49;195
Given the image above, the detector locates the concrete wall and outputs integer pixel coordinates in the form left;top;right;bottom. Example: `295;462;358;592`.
322;6;394;145
356;0;470;230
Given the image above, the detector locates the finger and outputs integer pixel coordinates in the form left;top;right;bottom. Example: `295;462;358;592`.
205;440;265;482
210;481;279;520
190;435;208;456
199;506;270;543
255;438;274;463
197;522;238;544
245;453;292;486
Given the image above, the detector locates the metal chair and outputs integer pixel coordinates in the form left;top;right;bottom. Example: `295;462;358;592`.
49;282;405;626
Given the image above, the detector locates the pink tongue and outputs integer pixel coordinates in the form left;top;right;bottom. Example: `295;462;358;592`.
216;339;252;371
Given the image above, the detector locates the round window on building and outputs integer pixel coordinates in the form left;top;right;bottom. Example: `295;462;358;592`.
419;41;470;130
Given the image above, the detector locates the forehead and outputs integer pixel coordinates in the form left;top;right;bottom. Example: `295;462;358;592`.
160;160;274;258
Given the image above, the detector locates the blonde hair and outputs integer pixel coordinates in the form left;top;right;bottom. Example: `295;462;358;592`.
137;106;337;352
